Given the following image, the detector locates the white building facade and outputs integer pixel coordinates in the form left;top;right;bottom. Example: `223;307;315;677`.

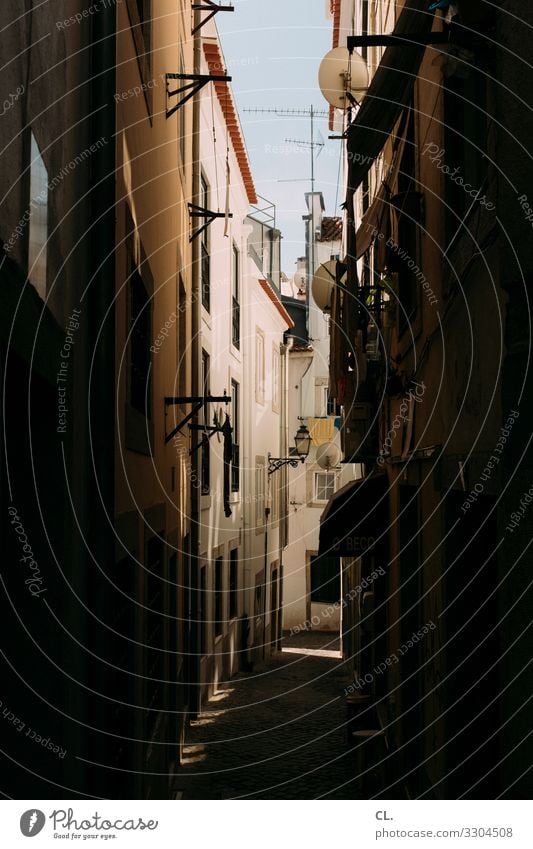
282;192;360;639
196;26;291;703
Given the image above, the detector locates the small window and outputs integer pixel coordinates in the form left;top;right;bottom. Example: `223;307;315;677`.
272;345;280;411
28;132;48;299
232;244;240;349
178;274;187;398
255;462;265;527
255;331;265;404
201;174;210;312
229;549;238;619
231;380;240;492
314;472;335;503
214;557;224;637
134;0;151;58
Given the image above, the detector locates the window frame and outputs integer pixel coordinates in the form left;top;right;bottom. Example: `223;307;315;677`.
255;330;265;405
314;471;336;504
125;0;153;117
272;344;280;412
200;173;210;312
231;243;240;349
28;131;48;300
255;460;265;530
231;379;240;492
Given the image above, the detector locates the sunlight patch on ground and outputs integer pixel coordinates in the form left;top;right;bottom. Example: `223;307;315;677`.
281;647;342;659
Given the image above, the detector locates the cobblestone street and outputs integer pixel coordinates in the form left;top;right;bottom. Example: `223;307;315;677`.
176;633;358;799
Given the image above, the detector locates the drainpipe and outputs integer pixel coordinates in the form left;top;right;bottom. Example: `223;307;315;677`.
190;4;202;718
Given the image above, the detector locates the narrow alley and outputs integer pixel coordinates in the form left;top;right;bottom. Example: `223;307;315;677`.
177;633;359;800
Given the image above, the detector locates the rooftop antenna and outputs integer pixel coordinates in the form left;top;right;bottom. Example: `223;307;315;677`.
243;105;328;314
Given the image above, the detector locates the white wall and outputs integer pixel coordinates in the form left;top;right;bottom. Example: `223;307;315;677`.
282;194;359;636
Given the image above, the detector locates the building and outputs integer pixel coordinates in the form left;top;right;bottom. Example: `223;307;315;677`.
281;192;354;639
319;0;533;798
112;0;195;798
0;0;195;799
191;23;293;705
243;208;294;665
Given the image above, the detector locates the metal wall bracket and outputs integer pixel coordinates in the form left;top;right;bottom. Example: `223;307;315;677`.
192;2;234;35
165;73;232;119
267;453;305;476
164;394;230;444
346;22;481;53
188;203;233;242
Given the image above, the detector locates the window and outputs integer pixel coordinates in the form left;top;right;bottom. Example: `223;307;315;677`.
28;132;48;299
310;554;340;604
272;345;280;411
201;350;210;495
271;475;280;523
178;47;186;168
134;0;151;56
214;557;224;637
327;395;341;417
129;260;152;418
255;461;265;527
255;331;265;404
316;383;329;418
231;379;240;492
201;174;210;311
229;549;238;619
314;472;335;503
126;0;152;103
232;244;240;349
200;566;207;655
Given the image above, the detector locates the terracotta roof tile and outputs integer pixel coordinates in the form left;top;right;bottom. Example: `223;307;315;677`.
318;216;342;242
203;41;257;205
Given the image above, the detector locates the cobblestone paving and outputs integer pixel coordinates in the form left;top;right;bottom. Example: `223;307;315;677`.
176;632;360;799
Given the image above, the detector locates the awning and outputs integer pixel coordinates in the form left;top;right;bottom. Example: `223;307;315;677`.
354;108;409;260
347;0;435;193
318;473;389;558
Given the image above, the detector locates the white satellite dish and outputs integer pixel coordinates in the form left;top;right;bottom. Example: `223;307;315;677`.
312;260;344;313
318;47;369;110
316;442;341;470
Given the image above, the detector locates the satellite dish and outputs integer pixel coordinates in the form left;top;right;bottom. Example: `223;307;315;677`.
312;260;342;313
316;442;341;470
318;47;369;110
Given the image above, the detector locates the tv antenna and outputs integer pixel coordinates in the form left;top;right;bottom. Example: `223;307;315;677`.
243;105;329;285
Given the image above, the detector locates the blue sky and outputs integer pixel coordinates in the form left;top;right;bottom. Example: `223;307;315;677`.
217;0;343;275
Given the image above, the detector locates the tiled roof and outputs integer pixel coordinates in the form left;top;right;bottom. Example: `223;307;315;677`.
318;216;342;242
203;41;257;205
259;279;294;328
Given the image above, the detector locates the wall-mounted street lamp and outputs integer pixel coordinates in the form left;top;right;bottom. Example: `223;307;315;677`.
268;424;312;475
